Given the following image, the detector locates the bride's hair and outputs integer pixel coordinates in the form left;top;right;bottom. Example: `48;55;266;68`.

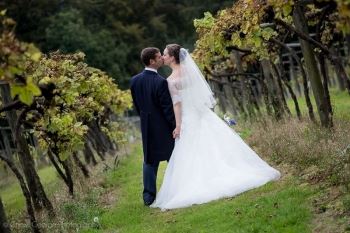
166;44;181;64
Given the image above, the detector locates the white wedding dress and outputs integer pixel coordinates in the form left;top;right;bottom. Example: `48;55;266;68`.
150;49;280;210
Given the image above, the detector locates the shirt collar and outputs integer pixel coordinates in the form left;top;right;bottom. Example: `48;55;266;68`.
145;67;158;73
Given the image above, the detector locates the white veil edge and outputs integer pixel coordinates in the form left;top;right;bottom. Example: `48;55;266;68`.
179;48;217;109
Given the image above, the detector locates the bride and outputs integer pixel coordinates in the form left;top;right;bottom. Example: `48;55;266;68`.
150;44;281;210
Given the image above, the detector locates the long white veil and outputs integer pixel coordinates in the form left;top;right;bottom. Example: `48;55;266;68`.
179;48;216;110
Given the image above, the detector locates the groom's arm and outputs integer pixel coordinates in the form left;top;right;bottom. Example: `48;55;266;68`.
131;90;140;116
157;79;176;129
130;80;140;116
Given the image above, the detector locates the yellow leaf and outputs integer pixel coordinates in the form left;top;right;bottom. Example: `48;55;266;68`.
31;52;41;62
27;44;41;61
38;76;51;85
0;9;7;16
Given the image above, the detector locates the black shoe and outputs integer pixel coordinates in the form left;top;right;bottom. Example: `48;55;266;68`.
144;199;154;206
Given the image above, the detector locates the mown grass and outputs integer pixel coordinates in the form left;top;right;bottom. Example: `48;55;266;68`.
79;146;314;233
2;88;348;232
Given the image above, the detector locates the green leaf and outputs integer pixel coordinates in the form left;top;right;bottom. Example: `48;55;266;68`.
59;151;70;161
26;76;42;96
74;122;83;128
261;28;275;40
253;36;262;47
282;5;292;17
18;89;34;105
10;84;24;99
8;66;23;75
10;76;41;105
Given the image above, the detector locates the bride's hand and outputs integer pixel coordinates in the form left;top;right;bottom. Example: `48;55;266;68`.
173;125;181;139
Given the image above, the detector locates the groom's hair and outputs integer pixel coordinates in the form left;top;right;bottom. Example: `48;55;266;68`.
141;47;160;66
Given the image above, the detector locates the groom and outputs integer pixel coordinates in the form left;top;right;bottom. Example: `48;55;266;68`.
130;47;176;206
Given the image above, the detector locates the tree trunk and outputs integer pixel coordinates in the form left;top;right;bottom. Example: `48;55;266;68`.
0;197;11;233
0;154;40;233
293;6;331;127
84;141;97;166
47;149;70;186
318;55;333;127
289;55;301;96
0;129;13;161
259;67;273;116
48;149;75;196
325;59;336;87
250;81;261;114
210;80;228;114
269;38;316;123
86;132;105;161
92;122;111;155
271;62;291;116
282;76;302;120
16;136;54;213
271;38;315;122
260;59;285;119
97;129;113;155
334;67;347;91
87;123;107;160
330;47;346;91
0;84;54;214
232;51;250;117
330;50;350;95
72;152;89;178
346;34;350;56
59;158;74;196
276;47;300;118
221;76;238;116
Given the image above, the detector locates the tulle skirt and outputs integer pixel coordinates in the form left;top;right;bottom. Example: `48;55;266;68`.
151;108;280;210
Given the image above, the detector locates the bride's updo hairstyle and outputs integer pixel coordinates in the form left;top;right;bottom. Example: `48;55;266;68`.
166;44;182;64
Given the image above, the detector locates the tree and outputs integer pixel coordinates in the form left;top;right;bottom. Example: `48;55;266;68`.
44;9;130;87
1;0;235;89
0;197;11;233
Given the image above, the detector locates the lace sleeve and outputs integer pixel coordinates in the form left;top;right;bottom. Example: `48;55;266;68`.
167;79;182;105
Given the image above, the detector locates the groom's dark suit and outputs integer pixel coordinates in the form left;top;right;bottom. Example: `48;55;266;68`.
130;69;175;205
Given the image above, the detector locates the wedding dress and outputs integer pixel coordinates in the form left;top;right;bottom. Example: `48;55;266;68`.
150;49;280;210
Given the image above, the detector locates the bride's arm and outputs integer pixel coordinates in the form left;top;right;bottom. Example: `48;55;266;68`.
173;102;182;138
168;79;182;139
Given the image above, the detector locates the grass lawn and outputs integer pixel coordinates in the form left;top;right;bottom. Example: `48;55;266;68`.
80;146;314;233
3;88;349;232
